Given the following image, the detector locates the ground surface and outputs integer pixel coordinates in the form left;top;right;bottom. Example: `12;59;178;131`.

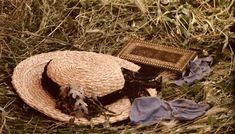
0;0;234;133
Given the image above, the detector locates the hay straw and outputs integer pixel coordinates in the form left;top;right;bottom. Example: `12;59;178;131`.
0;0;234;133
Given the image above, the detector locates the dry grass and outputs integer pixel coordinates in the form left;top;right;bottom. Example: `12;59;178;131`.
0;0;234;133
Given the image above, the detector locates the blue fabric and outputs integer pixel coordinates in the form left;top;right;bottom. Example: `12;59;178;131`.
174;56;213;86
130;97;209;125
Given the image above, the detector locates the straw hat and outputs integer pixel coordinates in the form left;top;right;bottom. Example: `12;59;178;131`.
12;51;140;125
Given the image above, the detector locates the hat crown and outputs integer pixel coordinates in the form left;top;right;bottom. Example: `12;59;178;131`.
46;52;125;96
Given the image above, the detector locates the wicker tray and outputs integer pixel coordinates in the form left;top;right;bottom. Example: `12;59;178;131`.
117;39;197;72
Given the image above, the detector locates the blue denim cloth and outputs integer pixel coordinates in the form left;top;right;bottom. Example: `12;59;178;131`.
130;97;210;125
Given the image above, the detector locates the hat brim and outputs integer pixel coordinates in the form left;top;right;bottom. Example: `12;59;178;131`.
12;51;131;125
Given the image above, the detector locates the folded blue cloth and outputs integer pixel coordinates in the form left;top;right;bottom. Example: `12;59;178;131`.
130;97;210;125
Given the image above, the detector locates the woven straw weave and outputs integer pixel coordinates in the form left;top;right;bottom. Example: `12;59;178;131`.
12;51;140;124
47;52;124;97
